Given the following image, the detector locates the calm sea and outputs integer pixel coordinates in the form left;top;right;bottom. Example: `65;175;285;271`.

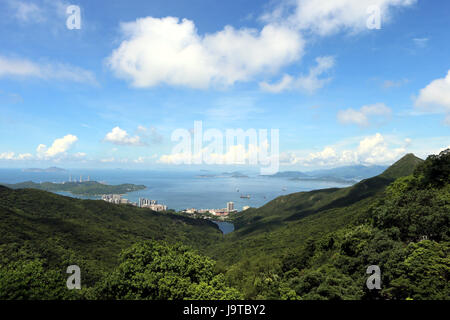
0;169;353;212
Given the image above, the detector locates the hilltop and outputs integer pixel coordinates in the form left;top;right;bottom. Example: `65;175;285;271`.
266;164;388;183
1;151;448;300
229;154;424;233
206;151;449;299
379;153;424;179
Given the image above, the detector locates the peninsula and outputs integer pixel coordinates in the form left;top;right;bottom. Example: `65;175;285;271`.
1;180;146;196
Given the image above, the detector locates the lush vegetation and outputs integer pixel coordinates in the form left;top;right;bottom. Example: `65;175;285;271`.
0;185;223;298
0;151;448;300
206;151;449;299
91;241;241;300
1;181;146;196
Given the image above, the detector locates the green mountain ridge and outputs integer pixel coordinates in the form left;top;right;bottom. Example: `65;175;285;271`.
207;151;448;299
1;151;448;300
0;185;221;273
379;153;424;179
230;153;424;234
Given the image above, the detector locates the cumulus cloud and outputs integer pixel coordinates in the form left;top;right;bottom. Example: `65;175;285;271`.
107;16;303;88
106;1;416;90
337;103;392;127
0;152;33;160
281;133;409;167
260;56;335;93
37;134;79;158
264;0;417;36
0;56;97;85
104;127;144;146
415;70;450;124
158;143;264;165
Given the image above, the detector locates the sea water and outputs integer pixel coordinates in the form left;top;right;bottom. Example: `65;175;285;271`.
0;169;353;212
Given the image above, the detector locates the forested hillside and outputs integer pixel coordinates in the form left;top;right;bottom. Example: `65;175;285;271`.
0;151;448;300
0;187;225;298
207;151;449;299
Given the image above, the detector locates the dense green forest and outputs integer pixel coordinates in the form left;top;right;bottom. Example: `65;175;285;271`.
0;151;448;299
1;181;146;196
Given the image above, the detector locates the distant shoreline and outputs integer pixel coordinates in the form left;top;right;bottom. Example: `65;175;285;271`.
0;180;146;196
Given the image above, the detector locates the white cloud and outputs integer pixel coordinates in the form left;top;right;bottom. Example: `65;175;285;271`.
100;157;115;163
445;115;450;126
264;0;417;36
137;125;163;144
133;155;158;164
8;0;45;23
0;56;97;85
104;127;144;146
133;157;145;164
106;1;416;90
281;133;408;167
260;56;335;93
382;78;409;89
0;152;16;160
107;16;304;88
0;152;33;160
337;103;392;127
259;74;293;93
415;70;450;124
413;37;428;48
37;134;78;158
158;143;264;165
73;152;87;158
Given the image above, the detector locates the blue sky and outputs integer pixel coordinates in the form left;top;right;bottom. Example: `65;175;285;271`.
0;0;449;171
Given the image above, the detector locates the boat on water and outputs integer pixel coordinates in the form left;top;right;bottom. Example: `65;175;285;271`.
240;194;250;199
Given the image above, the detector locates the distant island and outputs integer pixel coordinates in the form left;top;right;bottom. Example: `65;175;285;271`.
265;165;388;183
22;167;67;173
1;181;146;196
196;171;249;179
223;171;249;178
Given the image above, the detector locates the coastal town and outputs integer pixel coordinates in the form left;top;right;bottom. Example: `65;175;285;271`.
101;193;250;219
181;201;245;218
64;174;250;218
101;194;168;212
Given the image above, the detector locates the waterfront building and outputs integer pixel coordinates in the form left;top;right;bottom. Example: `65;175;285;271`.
102;194;123;204
139;198;157;208
139;197;167;212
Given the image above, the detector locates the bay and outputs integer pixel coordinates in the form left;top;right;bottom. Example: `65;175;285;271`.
0;168;353;212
